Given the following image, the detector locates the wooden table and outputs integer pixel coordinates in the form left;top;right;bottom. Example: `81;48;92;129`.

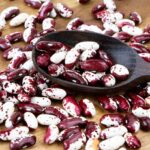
0;0;150;149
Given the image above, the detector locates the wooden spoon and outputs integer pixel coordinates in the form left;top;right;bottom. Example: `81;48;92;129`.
32;31;150;95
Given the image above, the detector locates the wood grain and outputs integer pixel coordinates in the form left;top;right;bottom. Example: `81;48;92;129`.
0;0;150;150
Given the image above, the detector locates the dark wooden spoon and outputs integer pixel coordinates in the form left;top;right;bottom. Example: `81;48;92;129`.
32;31;150;95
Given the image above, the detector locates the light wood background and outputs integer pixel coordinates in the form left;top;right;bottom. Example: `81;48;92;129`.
0;0;150;149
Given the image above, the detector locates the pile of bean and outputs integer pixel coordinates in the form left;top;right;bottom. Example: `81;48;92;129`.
0;0;150;150
36;40;130;87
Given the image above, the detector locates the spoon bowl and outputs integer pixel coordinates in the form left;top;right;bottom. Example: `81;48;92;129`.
32;31;150;94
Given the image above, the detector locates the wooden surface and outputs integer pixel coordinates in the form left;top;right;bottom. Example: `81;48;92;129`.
0;0;150;150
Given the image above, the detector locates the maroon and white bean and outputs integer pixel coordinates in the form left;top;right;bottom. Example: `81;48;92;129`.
50;49;68;64
55;3;73;18
113;95;130;112
103;22;119;33
58;117;87;130
80;49;96;61
129;12;142;25
139;117;150;131
24;112;38;129
85;121;101;139
65;48;80;69
79;98;96;117
74;41;99;52
103;0;116;10
139;53;150;63
129;42;150;53
122;25;143;36
49;8;57;18
30;36;47;46
78;24;103;33
48;64;65;77
116;19;135;28
23;27;37;43
131;33;150;44
0;38;11;51
113;32;132;42
9;13;28;26
2;81;22;94
101;74;116;87
37;114;61;125
80;59;109;72
31;36;41;45
24;0;42;9
31;97;51;107
66;18;84;30
36;53;50;68
36;41;64;53
124;113;140;133
8;53;27;70
110;64;129;81
127;93;145;107
99;136;125;150
17;103;44;115
100;10;116;23
36;79;48;91
63;131;86;150
5;32;22;43
10;135;36;150
37;1;53;22
132;106;150;118
5;112;22;129
23;51;32;59
52;106;69;119
17;93;31;103
22;76;37;96
45;106;68;120
58;126;80;142
63;69;87;85
62;96;82;117
42;18;55;30
114;11;124;22
0;126;29;141
0;6;20;20
124;133;141;149
44;124;59;144
20;59;34;71
98;96;118;112
42;87;67;100
8;126;30;141
100;125;127;140
82;71;99;86
92;3;106;18
100;113;124;127
24;15;37;28
98;50;114;67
